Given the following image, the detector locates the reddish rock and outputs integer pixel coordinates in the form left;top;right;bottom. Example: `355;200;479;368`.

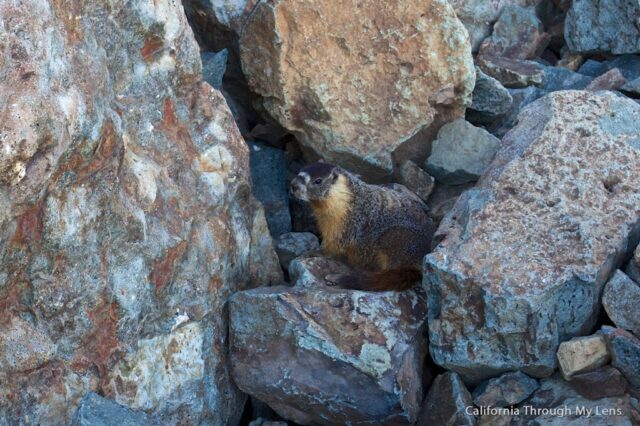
569;367;629;400
477;56;545;88
417;372;476;426
585;68;627;91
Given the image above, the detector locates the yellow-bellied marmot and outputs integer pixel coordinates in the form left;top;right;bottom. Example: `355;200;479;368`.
290;162;434;291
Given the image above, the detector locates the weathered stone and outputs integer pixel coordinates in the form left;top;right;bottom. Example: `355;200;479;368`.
425;119;501;185
530;395;637;425
621;77;640;97
585;68;627;92
540;66;593;92
287;254;355;289
569;367;629;400
248;142;291;237
557;334;610;379
239;0;475;179
556;51;584;72
73;393;150;426
579;56;640;81
625;245;640;283
478;6;550;60
201;49;228;90
184;0;257;37
0;0;273;423
426;182;476;224
229;279;428;425
521;373;582;412
565;0;640;55
468;67;513;120
417;372;475;426
275;232;320;271
249;419;288;426
603;270;640;337
478;56;546;88
425;91;640;383
449;0;543;51
473;371;539;407
492;86;547;136
601;326;640;388
398;161;436;203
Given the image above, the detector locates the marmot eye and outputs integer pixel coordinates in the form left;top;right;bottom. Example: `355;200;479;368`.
314;178;322;184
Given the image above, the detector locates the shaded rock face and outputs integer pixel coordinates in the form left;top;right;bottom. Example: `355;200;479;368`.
425;91;640;383
0;0;274;423
565;0;640;55
602;270;640;337
73;392;150;426
472;371;539;407
239;0;475;180
229;255;428;425
417;372;475;426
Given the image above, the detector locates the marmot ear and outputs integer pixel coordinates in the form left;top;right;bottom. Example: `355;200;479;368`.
330;167;341;182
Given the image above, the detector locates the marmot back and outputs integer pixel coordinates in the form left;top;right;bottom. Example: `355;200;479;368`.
290;162;434;291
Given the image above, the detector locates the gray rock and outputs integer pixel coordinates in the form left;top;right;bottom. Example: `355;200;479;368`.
398;161;436;202
585;68;627;91
425;119;501;185
426;182;476;224
603;270;640;337
425;91;640;383
625;245;640;283
417;372;476;426
541;66;593;92
201;49;228;89
275;232;320;271
478;56;546;88
468;67;513;120
579;56;640;81
557;334;610;379
229;264;429;425
472;371;539;407
73;393;150;426
565;0;640;55
530;395;638;425
492;86;547;136
478;5;550;60
621;77;640;97
601;326;640;389
248;142;292;237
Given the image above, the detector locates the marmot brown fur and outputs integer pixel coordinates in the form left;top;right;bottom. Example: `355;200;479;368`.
290;162;434;291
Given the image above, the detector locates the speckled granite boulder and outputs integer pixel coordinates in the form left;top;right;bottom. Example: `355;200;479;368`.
0;0;277;423
602;270;640;337
239;0;475;179
425;91;640;383
229;255;428;424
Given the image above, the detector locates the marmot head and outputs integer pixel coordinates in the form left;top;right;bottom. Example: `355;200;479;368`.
290;162;343;202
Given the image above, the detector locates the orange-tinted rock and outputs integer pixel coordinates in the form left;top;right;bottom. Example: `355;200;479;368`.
239;0;475;179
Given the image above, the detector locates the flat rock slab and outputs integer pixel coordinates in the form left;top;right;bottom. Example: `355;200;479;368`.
425;91;640;383
602;270;640;337
557;334;610;379
472;371;539;407
569;366;629;400
229;273;428;424
239;0;475;179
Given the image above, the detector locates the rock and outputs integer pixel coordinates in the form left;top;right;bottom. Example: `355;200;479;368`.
530;395;638;425
239;0;475;179
492;86;547;136
579;56;640;81
201;49;228;90
478;56;546;88
467;67;513;121
625;245;640;283
621;77;640;97
398;161;436;203
556;51;584;72
184;0;257;37
0;0;271;423
540;66;593;91
523;373;582;411
417;372;475;426
248;142;292;237
426;182;476;224
250;205;286;285
603;270;640;337
449;0;543;51
601;326;640;388
229;274;429;425
585;68;627;91
72;393;150;426
472;371;539;407
274;232;320;271
557;334;610;379
249;419;288;426
425;119;501;185
425;91;640;383
478;6;550;60
569;367;629;400
565;0;640;55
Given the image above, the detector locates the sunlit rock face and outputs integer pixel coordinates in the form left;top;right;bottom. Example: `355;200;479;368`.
0;0;279;423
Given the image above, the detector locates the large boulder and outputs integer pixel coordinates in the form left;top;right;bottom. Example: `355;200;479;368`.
229;255;428;425
425;91;640;383
565;0;640;55
239;0;475;179
0;0;277;423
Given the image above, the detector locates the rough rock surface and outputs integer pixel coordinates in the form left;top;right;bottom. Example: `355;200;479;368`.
425;119;501;185
569;366;629;400
585;68;627;92
602;270;640;337
425;91;640;383
229;255;428;425
73;393;150;426
467;67;513;122
478;5;550;60
601;326;640;389
398;161;436;203
472;371;539;407
274;232;320;271
478;56;546;88
0;0;276;423
417;372;475;426
239;0;475;179
565;0;640;55
557;334;610;379
531;395;638;425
